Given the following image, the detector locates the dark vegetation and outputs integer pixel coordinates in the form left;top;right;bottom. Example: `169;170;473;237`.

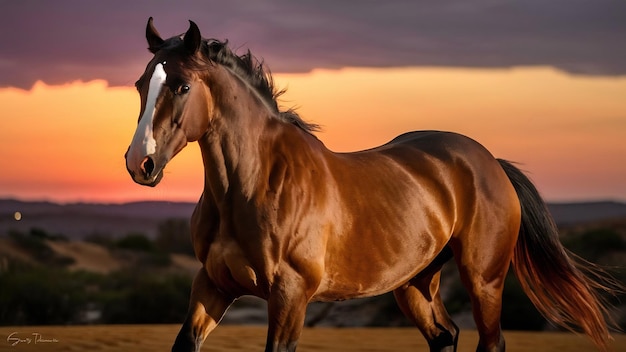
0;218;624;329
0;219;194;325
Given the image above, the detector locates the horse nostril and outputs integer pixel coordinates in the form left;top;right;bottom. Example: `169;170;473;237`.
140;156;155;177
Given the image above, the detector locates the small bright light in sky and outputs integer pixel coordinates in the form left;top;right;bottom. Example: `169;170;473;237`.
14;211;22;221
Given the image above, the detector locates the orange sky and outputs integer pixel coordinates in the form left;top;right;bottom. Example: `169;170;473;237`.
1;66;625;203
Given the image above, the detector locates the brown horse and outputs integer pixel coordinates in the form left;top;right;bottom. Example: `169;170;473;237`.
125;18;619;352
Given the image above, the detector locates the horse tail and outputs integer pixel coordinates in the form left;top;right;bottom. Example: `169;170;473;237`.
497;159;620;352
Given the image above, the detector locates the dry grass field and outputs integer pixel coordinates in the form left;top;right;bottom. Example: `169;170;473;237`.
1;325;624;351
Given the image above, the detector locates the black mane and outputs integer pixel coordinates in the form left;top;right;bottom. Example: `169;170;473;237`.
196;39;320;134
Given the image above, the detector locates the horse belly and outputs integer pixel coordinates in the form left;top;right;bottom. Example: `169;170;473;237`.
314;154;454;301
314;225;448;301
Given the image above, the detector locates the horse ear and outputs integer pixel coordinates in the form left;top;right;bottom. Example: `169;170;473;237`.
184;20;202;54
146;17;164;53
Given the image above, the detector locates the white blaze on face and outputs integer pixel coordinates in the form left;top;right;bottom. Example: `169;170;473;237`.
130;63;167;157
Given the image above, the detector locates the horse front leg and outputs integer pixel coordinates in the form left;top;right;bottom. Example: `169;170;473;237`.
172;269;234;352
265;275;310;352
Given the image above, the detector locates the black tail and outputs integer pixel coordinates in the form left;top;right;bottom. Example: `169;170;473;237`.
498;159;621;352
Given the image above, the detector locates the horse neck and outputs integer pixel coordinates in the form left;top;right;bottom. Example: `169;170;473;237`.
197;64;279;200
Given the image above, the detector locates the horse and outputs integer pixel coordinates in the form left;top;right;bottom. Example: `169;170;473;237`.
125;18;620;352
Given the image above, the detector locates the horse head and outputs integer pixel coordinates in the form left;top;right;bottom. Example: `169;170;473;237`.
125;17;211;186
126;18;319;187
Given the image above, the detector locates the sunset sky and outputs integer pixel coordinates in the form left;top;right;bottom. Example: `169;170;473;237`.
1;1;625;203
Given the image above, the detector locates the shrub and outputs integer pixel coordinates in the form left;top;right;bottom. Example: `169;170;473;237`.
100;272;191;324
0;263;90;325
115;233;155;252
562;228;625;262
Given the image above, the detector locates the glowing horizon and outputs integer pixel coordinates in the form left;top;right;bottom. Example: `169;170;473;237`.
1;66;625;204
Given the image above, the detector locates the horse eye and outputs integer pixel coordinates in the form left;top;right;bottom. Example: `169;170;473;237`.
176;85;190;95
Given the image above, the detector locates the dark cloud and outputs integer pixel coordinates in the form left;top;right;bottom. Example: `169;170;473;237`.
1;0;624;89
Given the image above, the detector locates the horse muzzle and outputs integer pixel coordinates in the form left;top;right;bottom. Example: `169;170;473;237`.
125;151;165;187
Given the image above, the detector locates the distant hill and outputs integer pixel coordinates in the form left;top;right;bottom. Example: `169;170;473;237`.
1;198;625;239
547;201;626;226
0;199;195;239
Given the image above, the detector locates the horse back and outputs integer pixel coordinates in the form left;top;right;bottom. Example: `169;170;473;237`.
314;130;519;300
371;130;520;240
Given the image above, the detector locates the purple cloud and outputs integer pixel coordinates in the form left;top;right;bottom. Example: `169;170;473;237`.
0;0;624;89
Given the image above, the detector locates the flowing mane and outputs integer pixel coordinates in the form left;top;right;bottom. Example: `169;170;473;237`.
199;38;320;133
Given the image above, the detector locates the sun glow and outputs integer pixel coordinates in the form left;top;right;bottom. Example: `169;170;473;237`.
0;67;624;203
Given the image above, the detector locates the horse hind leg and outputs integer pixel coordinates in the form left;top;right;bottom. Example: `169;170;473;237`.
394;247;459;352
457;264;507;352
453;230;515;352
